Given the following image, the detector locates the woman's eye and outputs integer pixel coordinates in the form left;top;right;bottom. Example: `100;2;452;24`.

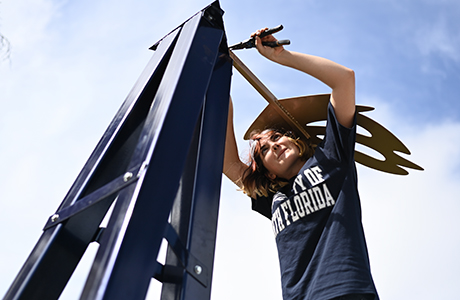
272;134;281;141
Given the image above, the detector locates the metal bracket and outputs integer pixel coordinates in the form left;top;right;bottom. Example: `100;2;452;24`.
43;163;142;230
163;223;209;287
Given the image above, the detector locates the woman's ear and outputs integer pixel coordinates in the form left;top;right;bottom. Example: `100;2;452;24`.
267;173;277;180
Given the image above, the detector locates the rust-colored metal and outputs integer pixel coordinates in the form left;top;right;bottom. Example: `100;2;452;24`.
230;50;423;175
229;50;310;140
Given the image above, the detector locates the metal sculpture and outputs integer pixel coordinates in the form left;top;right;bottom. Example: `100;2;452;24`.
230;50;423;175
3;1;230;299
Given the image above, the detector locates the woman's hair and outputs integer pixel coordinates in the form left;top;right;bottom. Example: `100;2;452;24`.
241;128;315;198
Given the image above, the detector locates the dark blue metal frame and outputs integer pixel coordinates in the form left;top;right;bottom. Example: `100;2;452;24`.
3;1;231;299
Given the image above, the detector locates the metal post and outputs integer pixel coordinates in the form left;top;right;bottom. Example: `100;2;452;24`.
3;1;230;299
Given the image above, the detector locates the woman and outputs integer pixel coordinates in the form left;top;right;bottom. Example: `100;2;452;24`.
223;28;379;300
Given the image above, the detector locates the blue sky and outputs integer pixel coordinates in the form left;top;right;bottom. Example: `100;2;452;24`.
0;0;459;299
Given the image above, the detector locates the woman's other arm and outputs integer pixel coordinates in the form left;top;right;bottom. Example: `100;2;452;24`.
223;97;247;188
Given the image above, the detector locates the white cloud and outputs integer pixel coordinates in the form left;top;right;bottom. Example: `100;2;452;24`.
358;119;460;299
410;7;460;79
0;0;61;53
416;18;460;60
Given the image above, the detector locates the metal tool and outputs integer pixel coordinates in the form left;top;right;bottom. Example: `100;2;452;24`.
229;25;290;50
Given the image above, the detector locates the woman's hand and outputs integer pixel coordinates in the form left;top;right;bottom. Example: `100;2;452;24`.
251;27;286;62
250;28;355;128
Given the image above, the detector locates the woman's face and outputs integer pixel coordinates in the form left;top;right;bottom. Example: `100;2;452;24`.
257;133;305;180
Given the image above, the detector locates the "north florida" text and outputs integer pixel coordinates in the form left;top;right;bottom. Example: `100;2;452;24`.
272;166;336;237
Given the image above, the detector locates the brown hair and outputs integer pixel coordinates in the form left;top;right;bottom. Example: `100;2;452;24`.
241;129;315;198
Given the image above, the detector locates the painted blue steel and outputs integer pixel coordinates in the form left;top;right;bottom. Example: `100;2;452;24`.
4;1;230;300
179;40;232;300
162;223;207;286
43;163;142;230
80;8;227;300
3;17;181;300
77;27;182;300
160;20;231;300
161;115;204;298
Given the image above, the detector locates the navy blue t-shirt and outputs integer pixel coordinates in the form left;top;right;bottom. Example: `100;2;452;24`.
252;103;379;300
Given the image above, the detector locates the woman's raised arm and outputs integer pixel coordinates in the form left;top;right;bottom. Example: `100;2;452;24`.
253;29;356;128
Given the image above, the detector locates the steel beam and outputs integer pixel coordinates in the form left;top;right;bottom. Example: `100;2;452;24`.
3;1;230;300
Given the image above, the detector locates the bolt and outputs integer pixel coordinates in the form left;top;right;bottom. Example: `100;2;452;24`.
123;172;133;182
194;265;202;275
51;214;59;222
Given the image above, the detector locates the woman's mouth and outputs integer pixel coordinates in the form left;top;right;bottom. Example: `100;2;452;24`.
278;148;286;159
